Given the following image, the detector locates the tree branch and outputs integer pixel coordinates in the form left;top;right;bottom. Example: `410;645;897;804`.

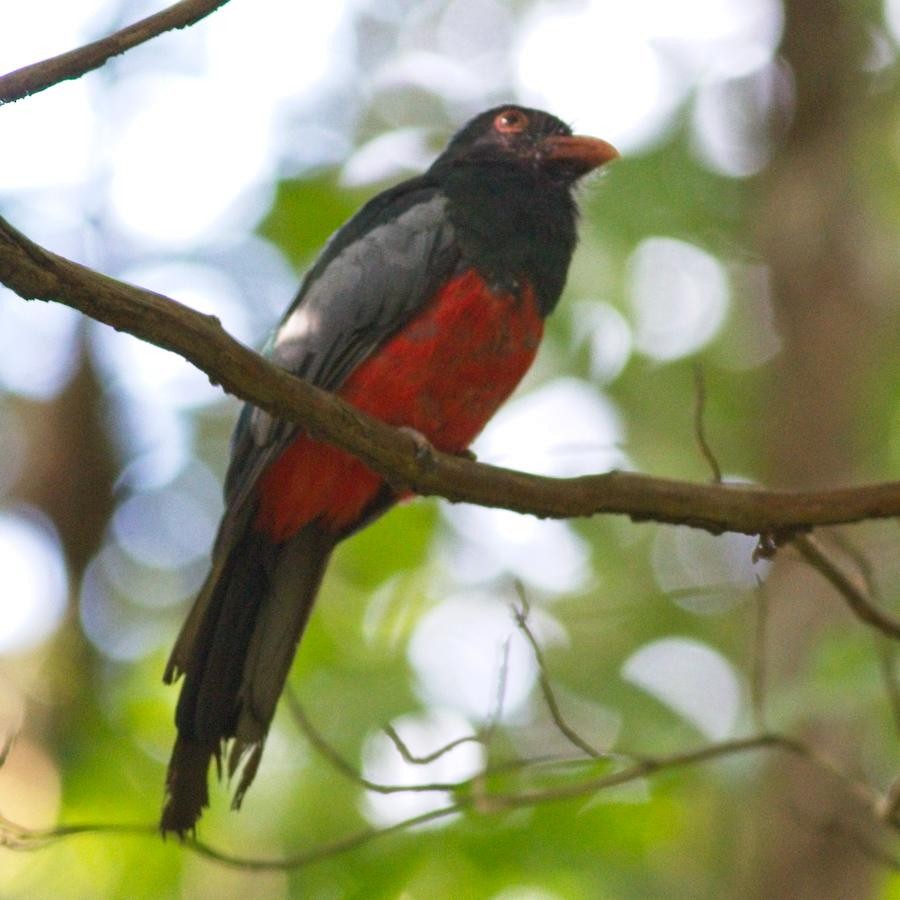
381;724;482;767
792;535;900;639
2;729;895;870
0;0;232;105
692;363;723;483
2;213;900;548
512;589;612;759
283;691;469;794
749;580;770;731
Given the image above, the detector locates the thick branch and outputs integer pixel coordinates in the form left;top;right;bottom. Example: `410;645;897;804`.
2;214;900;540
0;0;231;104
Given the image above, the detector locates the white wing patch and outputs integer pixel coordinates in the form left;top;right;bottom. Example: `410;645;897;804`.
253;193;453;450
273;194;450;353
277;303;321;345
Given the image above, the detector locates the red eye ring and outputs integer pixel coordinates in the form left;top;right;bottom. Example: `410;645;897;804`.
494;109;528;133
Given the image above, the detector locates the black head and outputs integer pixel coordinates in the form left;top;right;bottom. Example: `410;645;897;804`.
431;104;618;185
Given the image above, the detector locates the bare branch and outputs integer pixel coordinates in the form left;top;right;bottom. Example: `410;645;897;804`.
483;732;889;821
787;807;900;872
818;537;900;728
876;640;900;737
283;691;463;794
379;641;508;765
380;724;482;767
483;636;511;741
512;589;610;760
792;534;900;639
479;735;780;811
378;640;513;765
692;363;723;483
0;733;15;769
2;215;900;546
0;0;231;104
840;828;900;871
774;734;885;815
750;578;770;731
879;777;900;828
2;729;895;869
0;805;461;870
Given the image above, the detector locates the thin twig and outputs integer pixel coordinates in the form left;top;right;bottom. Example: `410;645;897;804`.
774;734;885;814
815;534;900;728
512;587;605;759
876;639;900;737
792;534;900;639
692;363;723;483
787;806;900;872
878;777;900;827
0;733;15;768
381;725;482;767
0;806;461;870
381;639;510;775
384;636;512;767
283;691;463;794
481;735;783;810
842;828;900;871
750;578;770;731
0;0;231;104
828;531;881;597
485;732;886;819
482;635;511;741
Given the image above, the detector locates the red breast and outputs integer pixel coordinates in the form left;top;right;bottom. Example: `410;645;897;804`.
254;269;542;539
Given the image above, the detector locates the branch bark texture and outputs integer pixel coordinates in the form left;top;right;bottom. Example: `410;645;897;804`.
0;0;232;104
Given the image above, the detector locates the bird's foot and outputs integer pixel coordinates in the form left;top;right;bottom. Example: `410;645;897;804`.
398;426;436;470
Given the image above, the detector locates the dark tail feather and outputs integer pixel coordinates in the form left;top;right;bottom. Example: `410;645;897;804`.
161;735;218;836
161;524;334;836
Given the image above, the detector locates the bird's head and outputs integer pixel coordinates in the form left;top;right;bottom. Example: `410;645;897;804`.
432;104;619;184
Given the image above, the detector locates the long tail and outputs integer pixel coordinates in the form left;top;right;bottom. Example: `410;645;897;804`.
160;523;334;836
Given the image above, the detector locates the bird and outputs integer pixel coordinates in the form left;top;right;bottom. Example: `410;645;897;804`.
160;104;618;835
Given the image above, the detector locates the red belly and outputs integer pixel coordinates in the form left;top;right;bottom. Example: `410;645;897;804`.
254;269;543;539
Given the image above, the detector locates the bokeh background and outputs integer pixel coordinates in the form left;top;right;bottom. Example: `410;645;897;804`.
1;0;899;896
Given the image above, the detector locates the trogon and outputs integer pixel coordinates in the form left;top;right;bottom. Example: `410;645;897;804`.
161;105;618;835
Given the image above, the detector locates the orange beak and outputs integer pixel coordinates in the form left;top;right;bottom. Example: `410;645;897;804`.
543;134;620;175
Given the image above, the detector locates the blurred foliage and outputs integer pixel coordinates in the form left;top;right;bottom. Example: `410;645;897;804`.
1;0;900;898
260;176;370;269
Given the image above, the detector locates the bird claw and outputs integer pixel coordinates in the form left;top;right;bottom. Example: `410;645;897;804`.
398;426;436;470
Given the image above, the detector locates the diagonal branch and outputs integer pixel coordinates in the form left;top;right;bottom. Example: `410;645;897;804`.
0;0;231;105
512;590;610;759
2;213;900;553
792;535;900;639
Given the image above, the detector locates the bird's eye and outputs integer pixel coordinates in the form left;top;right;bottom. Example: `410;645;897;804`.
494;109;528;134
